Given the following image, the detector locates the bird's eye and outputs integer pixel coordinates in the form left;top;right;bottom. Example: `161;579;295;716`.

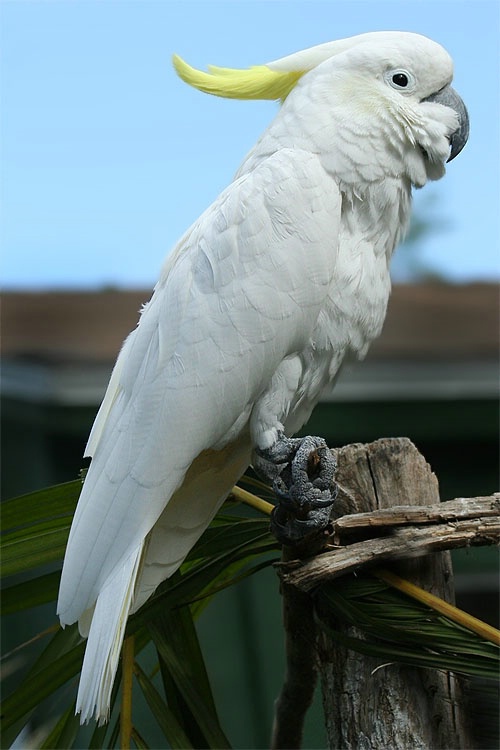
385;68;416;94
392;72;408;88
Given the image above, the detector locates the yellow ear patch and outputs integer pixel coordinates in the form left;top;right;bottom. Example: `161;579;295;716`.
172;54;304;102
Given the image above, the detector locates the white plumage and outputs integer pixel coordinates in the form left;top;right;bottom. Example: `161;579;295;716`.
57;31;468;722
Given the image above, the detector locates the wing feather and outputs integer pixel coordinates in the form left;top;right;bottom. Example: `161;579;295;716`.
57;148;341;626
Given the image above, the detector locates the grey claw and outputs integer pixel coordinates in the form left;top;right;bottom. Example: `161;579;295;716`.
254;433;337;548
255;431;300;465
270;503;334;547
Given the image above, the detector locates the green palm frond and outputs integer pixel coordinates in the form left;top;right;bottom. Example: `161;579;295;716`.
0;478;279;748
315;574;499;679
1;477;498;748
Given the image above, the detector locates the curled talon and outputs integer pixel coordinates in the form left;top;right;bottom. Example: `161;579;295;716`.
254;433;337;548
270;503;334;547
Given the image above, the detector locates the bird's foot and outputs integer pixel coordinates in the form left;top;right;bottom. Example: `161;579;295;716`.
254;433;337;550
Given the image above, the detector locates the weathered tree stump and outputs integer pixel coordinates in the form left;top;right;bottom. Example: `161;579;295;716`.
318;438;473;749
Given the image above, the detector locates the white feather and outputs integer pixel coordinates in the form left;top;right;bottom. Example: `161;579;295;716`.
75;543;143;724
57;31;464;722
58;148;340;626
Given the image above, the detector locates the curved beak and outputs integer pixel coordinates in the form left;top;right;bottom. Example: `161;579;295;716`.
423;85;469;162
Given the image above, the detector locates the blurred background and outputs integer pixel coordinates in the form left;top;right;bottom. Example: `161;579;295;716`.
1;1;499;748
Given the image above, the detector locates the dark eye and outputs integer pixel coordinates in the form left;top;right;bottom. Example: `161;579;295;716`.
392;72;409;88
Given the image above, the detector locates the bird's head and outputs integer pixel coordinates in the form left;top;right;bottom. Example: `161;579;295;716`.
173;32;469;187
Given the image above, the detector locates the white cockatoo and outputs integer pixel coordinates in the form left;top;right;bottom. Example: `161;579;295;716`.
57;31;469;723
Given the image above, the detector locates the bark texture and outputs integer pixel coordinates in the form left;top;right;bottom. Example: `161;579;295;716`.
281;495;499;591
318;438;474;750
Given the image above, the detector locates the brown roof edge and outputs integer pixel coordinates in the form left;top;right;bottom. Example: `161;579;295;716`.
369;282;499;360
1;283;499;364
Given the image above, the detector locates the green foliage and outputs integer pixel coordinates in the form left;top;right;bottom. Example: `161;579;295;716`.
316;576;499;679
1;479;498;748
0;480;278;748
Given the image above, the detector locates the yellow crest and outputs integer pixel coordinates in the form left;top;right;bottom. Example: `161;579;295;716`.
172;54;305;102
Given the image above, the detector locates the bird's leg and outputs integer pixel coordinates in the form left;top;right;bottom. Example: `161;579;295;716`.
254;435;336;748
254;433;337;548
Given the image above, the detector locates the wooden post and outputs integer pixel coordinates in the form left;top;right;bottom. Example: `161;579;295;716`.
318;438;473;749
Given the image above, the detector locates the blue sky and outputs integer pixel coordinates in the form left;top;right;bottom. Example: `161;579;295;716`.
1;0;499;289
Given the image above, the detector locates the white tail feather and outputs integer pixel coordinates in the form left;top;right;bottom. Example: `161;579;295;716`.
76;544;143;724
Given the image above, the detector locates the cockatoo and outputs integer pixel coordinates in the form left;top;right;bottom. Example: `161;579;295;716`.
57;31;469;723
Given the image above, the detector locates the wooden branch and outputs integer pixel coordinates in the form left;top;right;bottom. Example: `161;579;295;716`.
333;494;499;536
279;495;500;592
317;438;475;749
270;548;318;750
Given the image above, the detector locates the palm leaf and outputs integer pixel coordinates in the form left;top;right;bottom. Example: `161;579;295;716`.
2;571;61;613
1;640;85;745
376;568;500;645
1;477;277;748
129;521;278;629
39;703;80;750
1;481;80;529
2;475;498;749
133;660;191;748
315;574;500;679
1;515;71;577
148;594;230;749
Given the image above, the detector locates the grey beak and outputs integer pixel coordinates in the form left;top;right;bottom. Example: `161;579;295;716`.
423;85;469;161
